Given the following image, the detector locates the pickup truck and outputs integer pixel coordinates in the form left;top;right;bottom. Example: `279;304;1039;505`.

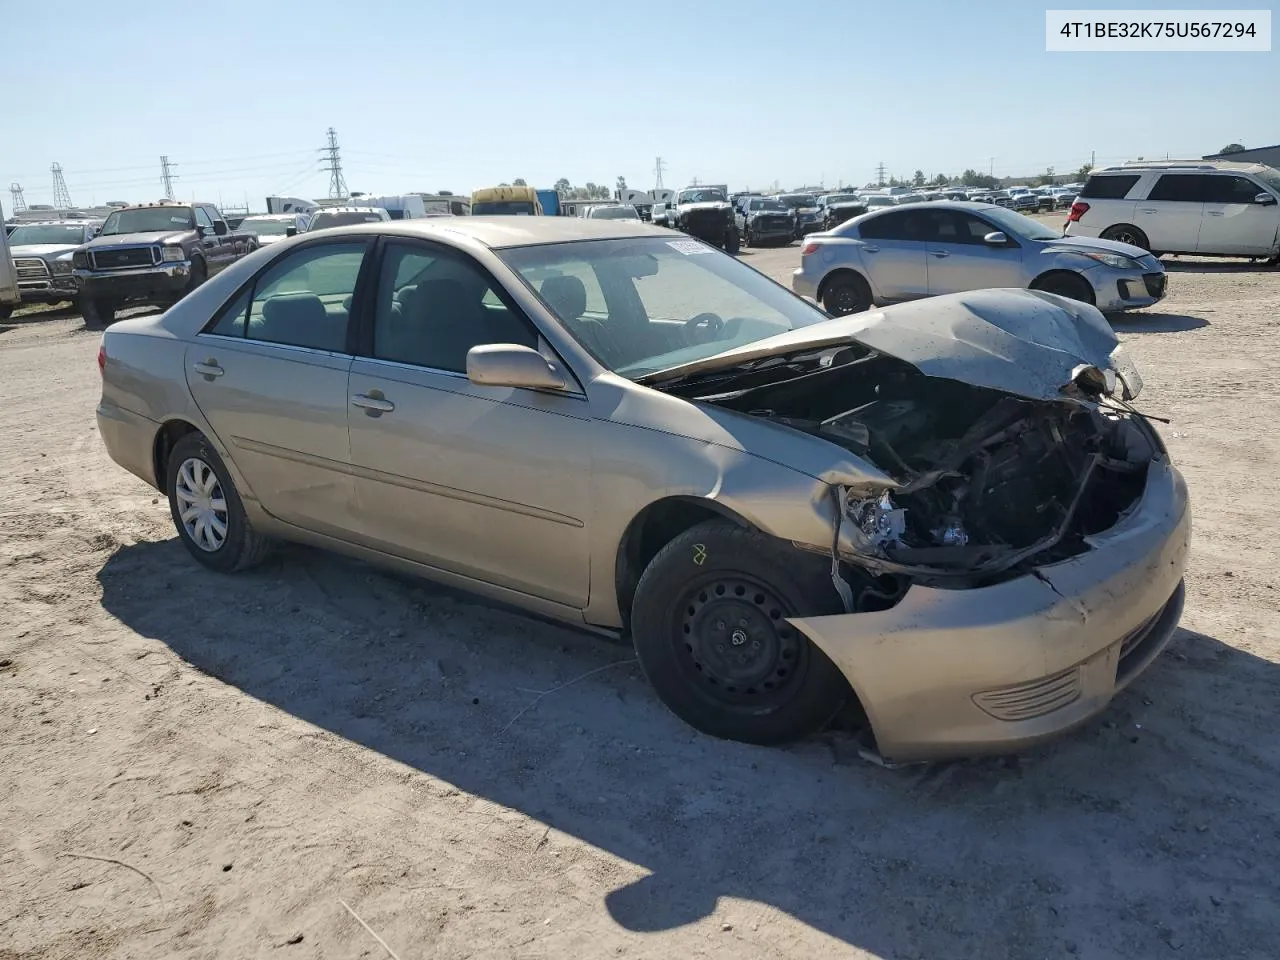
670;186;740;254
72;200;258;328
6;220;99;311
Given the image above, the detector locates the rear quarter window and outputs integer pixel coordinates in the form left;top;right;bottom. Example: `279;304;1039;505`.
1079;175;1140;200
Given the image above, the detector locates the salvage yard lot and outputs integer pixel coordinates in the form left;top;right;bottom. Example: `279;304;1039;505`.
2;244;1279;959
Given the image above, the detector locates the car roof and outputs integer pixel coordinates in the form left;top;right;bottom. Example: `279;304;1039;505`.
1101;160;1274;175
300;216;668;249
242;212;304;219
14;219;96;225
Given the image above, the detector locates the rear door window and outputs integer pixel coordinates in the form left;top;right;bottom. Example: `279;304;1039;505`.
858;211;926;241
1147;174;1210;203
1079;175;1140;199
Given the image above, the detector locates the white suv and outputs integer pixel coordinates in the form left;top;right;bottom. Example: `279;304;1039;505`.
1065;160;1280;260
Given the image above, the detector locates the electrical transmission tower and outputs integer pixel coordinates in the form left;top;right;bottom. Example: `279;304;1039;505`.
160;156;179;200
653;156;666;190
321;127;349;200
875;161;886;187
9;183;26;213
51;163;73;209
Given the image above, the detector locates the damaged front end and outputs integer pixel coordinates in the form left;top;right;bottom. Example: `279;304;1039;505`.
657;290;1165;594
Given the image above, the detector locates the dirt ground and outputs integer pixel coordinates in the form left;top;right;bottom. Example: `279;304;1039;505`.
2;241;1279;960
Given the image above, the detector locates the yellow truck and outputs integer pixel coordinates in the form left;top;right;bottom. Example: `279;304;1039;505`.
471;185;544;216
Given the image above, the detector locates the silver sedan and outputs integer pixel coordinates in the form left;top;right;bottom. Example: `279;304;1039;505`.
793;201;1167;316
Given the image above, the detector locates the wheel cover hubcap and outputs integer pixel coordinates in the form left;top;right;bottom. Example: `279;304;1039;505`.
679;577;801;703
175;457;228;552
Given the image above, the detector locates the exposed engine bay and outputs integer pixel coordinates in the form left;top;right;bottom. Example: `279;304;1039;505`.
660;341;1163;590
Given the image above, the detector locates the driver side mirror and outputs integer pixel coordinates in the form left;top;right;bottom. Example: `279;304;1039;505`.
983;231;1009;245
1255;192;1277;206
466;344;567;391
213;220;229;236
285;226;298;237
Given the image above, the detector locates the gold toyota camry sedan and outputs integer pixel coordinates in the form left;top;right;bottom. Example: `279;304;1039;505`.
95;217;1190;762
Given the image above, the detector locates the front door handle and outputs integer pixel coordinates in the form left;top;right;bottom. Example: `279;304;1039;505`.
862;245;880;253
1138;208;1158;214
351;394;395;414
930;250;950;258
192;360;223;379
1206;211;1224;216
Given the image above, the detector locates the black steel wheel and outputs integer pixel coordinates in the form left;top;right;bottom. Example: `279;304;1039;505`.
821;272;872;316
630;519;848;744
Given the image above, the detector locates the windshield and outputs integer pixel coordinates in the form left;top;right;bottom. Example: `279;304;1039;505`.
498;236;828;379
977;206;1062;240
239;217;292;236
309;210;386;229
1256;167;1280;195
777;195;816;209
827;195;860;205
100;207;193;235
8;224;86;245
677;190;725;203
750;199;786;211
865;196;896;206
588;205;640;219
473;200;536;215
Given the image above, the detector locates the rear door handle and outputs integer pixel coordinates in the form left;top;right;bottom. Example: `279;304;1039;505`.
192;360;223;379
351;394;395;414
930;250;950;258
1206;211;1224;217
1138;208;1158;214
862;245;879;253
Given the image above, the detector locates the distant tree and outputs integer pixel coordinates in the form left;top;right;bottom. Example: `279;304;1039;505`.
931;173;950;186
499;182;510;187
513;178;527;186
912;170;925;187
1075;162;1093;180
888;175;903;187
616;176;627;193
1218;143;1246;155
584;182;598;198
1038;166;1056;186
438;189;453;196
554;178;571;195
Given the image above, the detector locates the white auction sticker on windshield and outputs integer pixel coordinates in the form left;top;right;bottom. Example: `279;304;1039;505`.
667;239;712;255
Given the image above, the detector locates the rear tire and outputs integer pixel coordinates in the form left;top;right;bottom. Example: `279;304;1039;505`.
630;519;848;745
1100;224;1150;251
821;272;872;316
1031;271;1096;306
0;304;13;320
166;432;271;573
80;296;117;330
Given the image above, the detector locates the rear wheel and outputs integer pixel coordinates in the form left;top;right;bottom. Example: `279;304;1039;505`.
1100;224;1150;251
1031;271;1096;306
166;432;271;573
0;304;13;320
743;224;753;247
821;272;872;316
630;519;848;745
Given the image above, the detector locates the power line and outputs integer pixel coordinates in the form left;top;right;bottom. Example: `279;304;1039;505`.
160;156;178;200
51;163;73;209
320;127;348;201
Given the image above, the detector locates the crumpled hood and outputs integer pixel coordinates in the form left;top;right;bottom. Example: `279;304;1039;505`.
86;230;193;248
641;288;1141;402
10;243;79;260
1043;234;1155;261
678;201;731;213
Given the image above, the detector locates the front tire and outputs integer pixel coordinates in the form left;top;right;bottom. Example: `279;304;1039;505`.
80;296;117;330
821;272;872;316
1031;271;1096;306
186;257;208;295
166;432;271;573
724;227;741;255
630;519;848;745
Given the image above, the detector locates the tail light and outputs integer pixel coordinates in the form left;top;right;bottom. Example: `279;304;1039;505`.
1067;201;1089;223
97;343;106;375
801;242;821;256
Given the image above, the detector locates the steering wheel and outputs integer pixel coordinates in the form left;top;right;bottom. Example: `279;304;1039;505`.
684;312;725;345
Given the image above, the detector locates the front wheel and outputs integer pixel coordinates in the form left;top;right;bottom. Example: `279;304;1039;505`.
630;519;849;745
0;303;13;321
166;432;271;573
724;227;741;255
80;296;117;330
1031;271;1096;306
186;257;208;295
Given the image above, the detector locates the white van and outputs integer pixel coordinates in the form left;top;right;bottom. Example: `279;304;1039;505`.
0;202;20;319
1065;160;1280;259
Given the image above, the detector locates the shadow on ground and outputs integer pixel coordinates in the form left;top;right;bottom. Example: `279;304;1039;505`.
1112;312;1210;334
1162;257;1278;273
97;539;1280;958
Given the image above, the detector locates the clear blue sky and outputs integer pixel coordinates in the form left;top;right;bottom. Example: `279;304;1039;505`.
4;0;1275;208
